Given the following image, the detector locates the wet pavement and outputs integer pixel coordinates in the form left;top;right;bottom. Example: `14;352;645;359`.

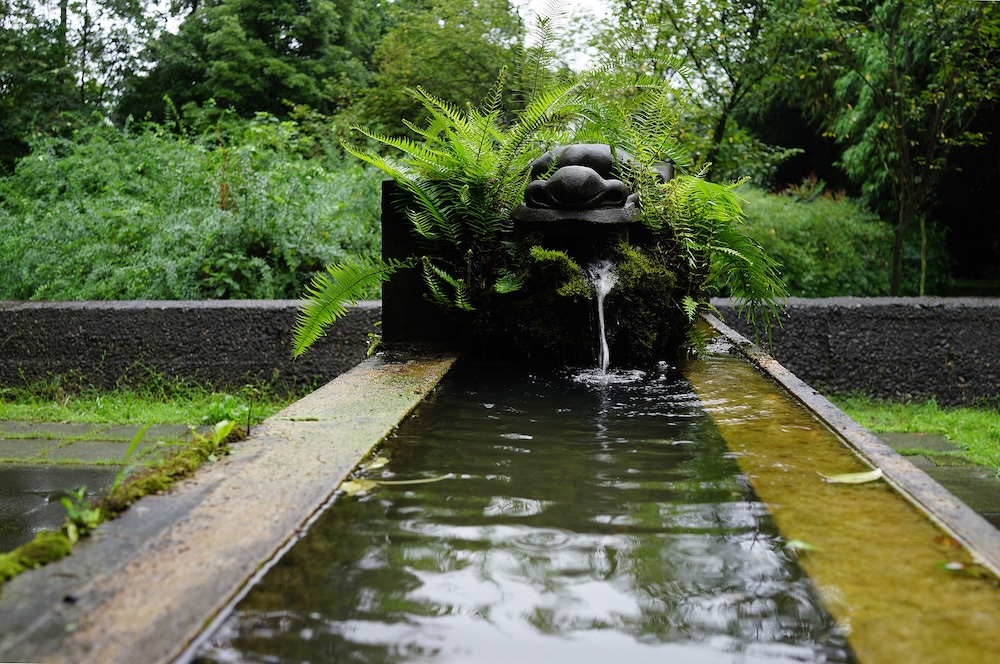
877;432;1000;530
0;422;204;552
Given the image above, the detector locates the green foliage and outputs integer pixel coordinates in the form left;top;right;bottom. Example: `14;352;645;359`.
739;184;891;297
293;256;414;357
295;16;787;361
608;0;805;181
799;0;1000;294
349;0;525;136
117;0;375;122
201;394;248;425
738;183;952;297
0;0;159;166
60;486;102;544
0;116;382;300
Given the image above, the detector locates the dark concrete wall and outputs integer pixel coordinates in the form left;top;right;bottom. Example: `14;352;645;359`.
711;297;1000;406
2;298;997;404
0;301;381;392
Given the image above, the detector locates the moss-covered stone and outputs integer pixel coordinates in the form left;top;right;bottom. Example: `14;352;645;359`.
606;242;687;365
0;530;73;583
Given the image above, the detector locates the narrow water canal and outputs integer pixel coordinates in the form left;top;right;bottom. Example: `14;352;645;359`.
194;362;854;663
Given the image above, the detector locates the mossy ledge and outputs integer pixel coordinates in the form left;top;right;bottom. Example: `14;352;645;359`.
0;424;244;592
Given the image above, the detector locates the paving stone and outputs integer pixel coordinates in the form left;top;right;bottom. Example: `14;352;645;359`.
45;441;160;464
877;431;961;453
0;422;103;440
96;424;196;442
916;465;1000;518
0;439;55;461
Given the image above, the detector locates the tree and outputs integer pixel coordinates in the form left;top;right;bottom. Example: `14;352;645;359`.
117;0;375;121
609;0;805;181
349;0;524;134
0;0;157;165
805;0;1000;295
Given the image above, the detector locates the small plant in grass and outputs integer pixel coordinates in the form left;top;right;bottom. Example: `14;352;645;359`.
60;487;102;545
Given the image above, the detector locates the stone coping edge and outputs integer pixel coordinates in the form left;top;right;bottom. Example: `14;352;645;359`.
703;314;1000;579
0;352;458;664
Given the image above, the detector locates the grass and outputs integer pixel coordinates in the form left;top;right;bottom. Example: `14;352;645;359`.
0;376;298;427
831;394;1000;474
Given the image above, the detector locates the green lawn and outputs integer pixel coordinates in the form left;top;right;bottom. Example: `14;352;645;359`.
0;378;297;427
831;394;1000;474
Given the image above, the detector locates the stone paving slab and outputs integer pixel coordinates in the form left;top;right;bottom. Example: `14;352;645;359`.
0;422;102;439
878;431;963;453
0;439;56;461
44;440;170;464
876;431;1000;530
0;422;202;442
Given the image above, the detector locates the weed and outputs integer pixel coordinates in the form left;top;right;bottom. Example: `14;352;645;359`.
60;487;102;544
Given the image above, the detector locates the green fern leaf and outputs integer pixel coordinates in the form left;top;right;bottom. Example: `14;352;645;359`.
293;257;413;357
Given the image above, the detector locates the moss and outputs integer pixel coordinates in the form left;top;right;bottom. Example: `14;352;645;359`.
0;531;73;583
603;242;687;365
490;246;597;365
527;246;593;300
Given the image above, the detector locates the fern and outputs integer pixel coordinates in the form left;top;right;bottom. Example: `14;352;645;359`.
293;257;414;357
421;257;474;312
317;11;786;357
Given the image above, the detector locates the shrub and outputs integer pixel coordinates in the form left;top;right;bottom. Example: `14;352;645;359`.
735;179;954;298
0;116;382;300
737;184;891;297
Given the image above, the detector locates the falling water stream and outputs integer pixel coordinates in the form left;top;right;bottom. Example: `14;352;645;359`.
586;260;618;373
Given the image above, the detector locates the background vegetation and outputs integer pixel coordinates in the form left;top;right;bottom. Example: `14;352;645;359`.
2;0;998;301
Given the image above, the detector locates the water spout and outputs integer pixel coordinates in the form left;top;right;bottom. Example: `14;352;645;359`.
587;260;618;373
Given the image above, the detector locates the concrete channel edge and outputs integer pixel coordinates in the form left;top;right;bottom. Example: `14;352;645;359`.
703;314;1000;579
0;353;457;664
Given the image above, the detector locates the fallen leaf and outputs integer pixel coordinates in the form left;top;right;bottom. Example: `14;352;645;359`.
340;479;378;497
363;456;389;471
785;539;822;553
374;473;454;486
934;535;963;549
818;468;884;484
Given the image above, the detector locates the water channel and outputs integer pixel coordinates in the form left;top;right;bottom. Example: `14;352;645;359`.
189;339;1000;664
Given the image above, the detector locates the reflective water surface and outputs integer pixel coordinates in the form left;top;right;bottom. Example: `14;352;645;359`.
196;362;854;663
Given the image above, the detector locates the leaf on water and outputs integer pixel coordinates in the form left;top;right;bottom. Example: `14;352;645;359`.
934;535;963;549
340;479;378;497
785;539;821;553
818;468;884;484
374;473;455;486
363;456;389;471
936;561;992;578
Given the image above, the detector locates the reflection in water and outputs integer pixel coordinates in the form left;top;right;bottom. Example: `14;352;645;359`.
195;364;854;663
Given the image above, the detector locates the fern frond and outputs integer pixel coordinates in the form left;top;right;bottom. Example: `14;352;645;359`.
293;256;414;357
421;257;474;312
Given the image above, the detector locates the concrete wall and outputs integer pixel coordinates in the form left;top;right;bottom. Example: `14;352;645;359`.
0;300;381;392
711;297;1000;406
2;298;997;404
